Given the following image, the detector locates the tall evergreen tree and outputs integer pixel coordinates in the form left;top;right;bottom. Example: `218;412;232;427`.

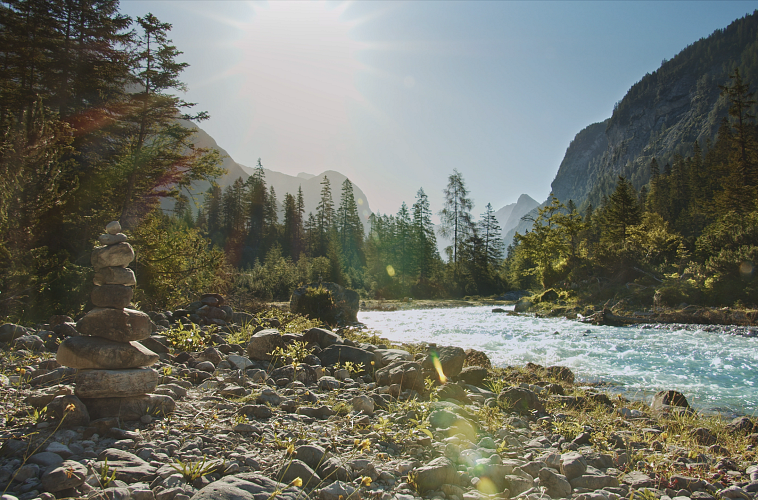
412;188;438;280
604;176;642;244
478;203;504;270
438;169;473;282
315;175;335;256
337;179;364;268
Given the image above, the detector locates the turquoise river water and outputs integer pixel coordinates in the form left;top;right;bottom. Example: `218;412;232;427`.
358;305;758;416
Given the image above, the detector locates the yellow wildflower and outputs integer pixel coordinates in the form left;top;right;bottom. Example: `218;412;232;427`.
291;477;303;487
361;476;372;487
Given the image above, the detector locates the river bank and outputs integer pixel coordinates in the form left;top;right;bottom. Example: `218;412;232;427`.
1;318;758;500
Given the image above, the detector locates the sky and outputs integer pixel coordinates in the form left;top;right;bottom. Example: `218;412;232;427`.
119;1;758;219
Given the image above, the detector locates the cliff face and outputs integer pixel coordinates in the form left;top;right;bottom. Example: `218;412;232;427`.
550;10;758;210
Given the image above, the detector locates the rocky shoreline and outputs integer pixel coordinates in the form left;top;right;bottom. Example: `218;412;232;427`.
1;312;757;500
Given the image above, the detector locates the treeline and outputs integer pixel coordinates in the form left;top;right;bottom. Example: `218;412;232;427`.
182;164;507;302
504;69;758;307
0;1;226;321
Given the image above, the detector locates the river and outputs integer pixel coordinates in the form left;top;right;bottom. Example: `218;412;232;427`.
358;305;758;416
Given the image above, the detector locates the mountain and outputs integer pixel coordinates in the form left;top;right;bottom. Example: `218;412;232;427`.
498;194;540;237
550;10;758;210
166;121;373;231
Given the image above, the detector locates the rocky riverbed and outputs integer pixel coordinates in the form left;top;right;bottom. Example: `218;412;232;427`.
1;312;758;500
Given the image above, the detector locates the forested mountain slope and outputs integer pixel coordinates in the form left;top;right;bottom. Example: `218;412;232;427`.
550;10;758;210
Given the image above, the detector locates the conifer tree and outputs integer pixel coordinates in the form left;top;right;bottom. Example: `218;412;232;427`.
478;202;504;270
604;176;641;244
316;175;335;256
439;169;473;283
337;179;364;268
412;188;438;280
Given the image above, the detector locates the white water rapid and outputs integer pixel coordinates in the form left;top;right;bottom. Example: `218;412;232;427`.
359;305;758;416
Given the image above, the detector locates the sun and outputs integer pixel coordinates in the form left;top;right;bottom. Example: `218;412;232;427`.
229;1;369;159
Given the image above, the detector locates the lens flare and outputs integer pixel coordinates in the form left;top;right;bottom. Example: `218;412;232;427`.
739;261;754;278
431;351;447;384
476;477;499;495
386;265;395;277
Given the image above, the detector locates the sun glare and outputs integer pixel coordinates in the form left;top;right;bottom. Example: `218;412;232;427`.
231;1;367;161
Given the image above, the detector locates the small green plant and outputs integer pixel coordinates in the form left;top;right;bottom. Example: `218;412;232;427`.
27;407;47;424
484;376;507;394
170;455;224;482
162;366;173;377
336;360;364;377
165;322;212;352
269;341;313;366
99;458;117;489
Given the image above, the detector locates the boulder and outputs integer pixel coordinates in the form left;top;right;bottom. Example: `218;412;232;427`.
410;457;459;493
290;282;359;324
302;327;343;349
457;366;488;386
46;394;90;428
539;468;572;498
498;386;545;416
374;348;413;367
41;460;87;492
318;345;377;368
76;307;153;342
91;242;134;270
246;329;284;361
0;323;28;343
651;390;689;411
421;346;465;380
91;285;134;309
269;364;318;385
57;336;158;369
374;360;425;392
514;298;533;312
278;459;321;489
93;267;136;287
75;368;159;398
96;449;158;483
98;233;128;245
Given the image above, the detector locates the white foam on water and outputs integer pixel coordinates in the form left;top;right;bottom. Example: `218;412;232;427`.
359;305;758;415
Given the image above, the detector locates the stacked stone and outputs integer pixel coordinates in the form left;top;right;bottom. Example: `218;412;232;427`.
56;221;175;421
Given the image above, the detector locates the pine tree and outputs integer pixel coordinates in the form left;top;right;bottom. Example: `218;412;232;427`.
478;203;504;270
604;176;642;244
315;175;335;257
411;188;438;280
438;169;473;283
337;179;364;268
396;202;411;287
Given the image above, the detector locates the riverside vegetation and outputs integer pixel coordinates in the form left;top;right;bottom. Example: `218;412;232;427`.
2;300;758;500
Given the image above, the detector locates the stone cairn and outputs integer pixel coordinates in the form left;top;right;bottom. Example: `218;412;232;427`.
56;221;175;421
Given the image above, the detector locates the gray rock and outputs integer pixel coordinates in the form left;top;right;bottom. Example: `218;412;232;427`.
240;405;273;420
278;459;321;489
296;406;335;419
106;221;121;235
96;449;158;483
188;473;301;500
317;457;351;484
302;328;343;349
374;361;425;392
318;345;377;368
623;471;655;489
651;390;689;411
13;464;40;483
294;445;328;471
498;386;545;415
421;346;466;379
256;388;282;406
410;457;458;493
91;242;134;270
27;452;64;468
139;336;170;355
560;452;587;481
13;334;44;351
228;355;254;370
374;348;413;367
93;267;136;287
290;282;359;324
76;308;153;342
569;474;620;490
99;233;128;245
269;364;317;385
91;285;133;309
514;298;533;312
46;394;90;427
457;366;488;386
81;394;175;421
318;376;341;391
539;468;572;498
352;395;374;416
75;368;159;398
504;474;534;497
246;330;284;361
40;460;86;492
318;481;359;500
470;464;513;493
0;323;28;343
57;336;158;369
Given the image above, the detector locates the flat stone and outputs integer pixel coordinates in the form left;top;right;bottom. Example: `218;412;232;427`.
75;368;159;398
93;267;137;286
96;448;157;483
46;394;90;428
227;354;254;370
412;457;459;493
189;473;301;500
41;459;86;492
91;242;134;270
77;308;152;341
318;345;378;368
27;452;64;468
57;336;158;369
91;285;134;309
81;394;175;421
99;233;128;245
570;474;620;490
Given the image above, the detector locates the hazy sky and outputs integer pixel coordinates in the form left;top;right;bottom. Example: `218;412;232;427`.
119;1;757;218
